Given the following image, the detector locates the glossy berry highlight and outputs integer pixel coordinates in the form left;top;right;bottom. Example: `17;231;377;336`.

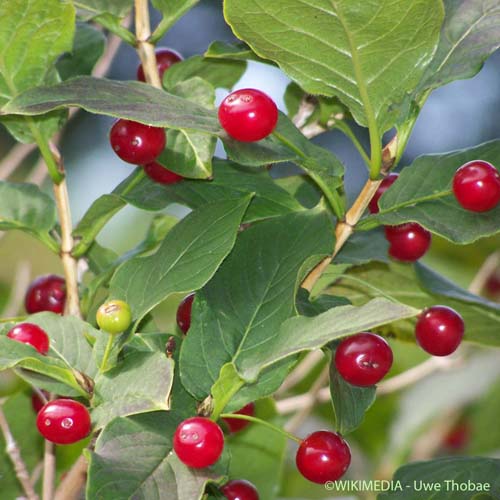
176;293;195;334
219;88;278;142
296;430;351;484
335;332;393;387
385;223;431;262
7;323;49;355
173;417;224;468
222;402;255;433
36;399;91;444
415;305;464;356
144;161;183;184
452;160;500;212
25;274;66;314
221;479;259;500
369;173;399;214
137;47;183;82
109;119;166;165
96;299;132;334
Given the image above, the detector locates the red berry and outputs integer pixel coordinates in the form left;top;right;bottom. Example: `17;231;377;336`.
296;430;351;484
443;421;471;450
369;173;399;214
109;119;166;165
25;275;66;315
485;271;500;296
221;479;259;500
218;88;278;142
36;399;91;444
222;402;255;433
384;223;431;262
173;417;224;468
176;293;195;334
452;160;500;212
7;323;49;355
137;47;183;82
31;390;50;414
144;162;183;184
415;305;464;356
335;333;393;387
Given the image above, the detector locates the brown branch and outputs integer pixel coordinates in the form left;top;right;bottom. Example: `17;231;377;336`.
54;455;88;500
42;438;56;500
0;403;39;500
276;350;325;396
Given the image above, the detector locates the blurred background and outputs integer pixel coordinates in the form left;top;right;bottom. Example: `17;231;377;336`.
0;1;499;498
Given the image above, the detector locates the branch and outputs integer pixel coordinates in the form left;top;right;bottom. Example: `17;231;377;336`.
275;350;324;396
54;455;88;500
0;403;39;500
468;251;500;296
42;438;56;500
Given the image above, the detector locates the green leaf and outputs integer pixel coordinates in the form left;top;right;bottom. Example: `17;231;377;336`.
334;262;500;346
156;77;216;179
329;349;376;435
223;0;444;134
205;40;272;64
151;0;199;40
109;195;252;325
0;0;74;142
2;76;221;134
180;209;334;400
227;400;286;500
87;413;228;500
91;351;173;428
74;0;133;19
296;288;350;317
0;181;56;237
361;140;500;244
378;457;500;500
336;229;390;265
416;0;500;97
163;55;246;91
57;23;106;80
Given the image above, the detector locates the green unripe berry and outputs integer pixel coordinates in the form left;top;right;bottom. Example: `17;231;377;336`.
0;369;27;397
96;299;132;334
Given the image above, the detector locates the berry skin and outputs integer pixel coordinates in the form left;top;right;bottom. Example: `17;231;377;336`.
137;47;183;82
443;421;471;451
415;305;464;356
222;402;255;433
384;223;431;262
176;293;195;334
452;160;500;212
32;390;50;414
296;430;351;484
173;417;224;468
25;275;66;315
485;270;500;297
109;119;166;165
7;323;49;355
96;299;132;334
218;88;278;142
144;162;183;184
335;333;393;387
221;479;259;500
0;369;27;397
36;399;91;444
369;173;399;214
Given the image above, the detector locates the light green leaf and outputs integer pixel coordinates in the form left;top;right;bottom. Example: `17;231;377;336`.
91;351;173;428
0;0;74;142
378;457;500;500
74;0;133;18
2;76;221;134
180;209;334;399
223;0;444;133
157;77;216;179
205;40;272;64
87;413;228;500
360;140;500;244
109;196;252;324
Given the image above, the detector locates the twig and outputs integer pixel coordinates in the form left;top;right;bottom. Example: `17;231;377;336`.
468;251;500;295
0;404;39;500
292;95;316;128
2;261;31;317
276;350;325;396
54;455;88;500
0;143;36;180
30;460;44;488
42;438;56;500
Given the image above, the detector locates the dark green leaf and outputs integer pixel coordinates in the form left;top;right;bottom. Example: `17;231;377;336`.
296;288;350;317
180;209;334;400
74;0;132;19
336;229;390;265
205;40;272;64
2;76;221;134
361;141;500;244
224;0;444;133
109;196;252;324
378;457;500;500
0;0;74;142
57;23;106;80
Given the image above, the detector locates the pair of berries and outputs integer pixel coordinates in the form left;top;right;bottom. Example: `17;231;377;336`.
25;274;66;315
173;416;351;484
